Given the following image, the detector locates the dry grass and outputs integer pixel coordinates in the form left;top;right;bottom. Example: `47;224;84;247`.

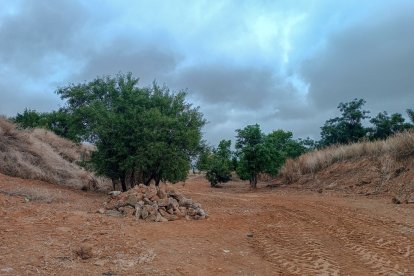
0;186;68;203
280;130;414;183
0;118;111;191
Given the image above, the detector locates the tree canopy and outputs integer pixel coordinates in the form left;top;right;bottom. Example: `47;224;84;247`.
235;125;305;188
200;140;233;187
56;73;206;191
320;98;370;146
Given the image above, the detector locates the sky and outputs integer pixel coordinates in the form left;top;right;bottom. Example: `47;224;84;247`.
1;0;413;145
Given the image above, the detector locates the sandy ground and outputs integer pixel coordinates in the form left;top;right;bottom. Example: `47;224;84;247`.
1;173;414;275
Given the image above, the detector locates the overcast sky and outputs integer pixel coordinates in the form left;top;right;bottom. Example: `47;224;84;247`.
1;0;413;145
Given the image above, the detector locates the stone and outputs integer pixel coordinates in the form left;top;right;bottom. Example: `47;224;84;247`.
107;210;123;217
141;206;149;219
143;198;153;205
134;204;143;219
178;197;193;207
126;194;142;206
187;208;197;217
108;191;121;197
246;233;254;238
123;206;135;216
157;197;169;207
159;208;178;221
157;188;167;199
1;268;14;273
96;208;106;214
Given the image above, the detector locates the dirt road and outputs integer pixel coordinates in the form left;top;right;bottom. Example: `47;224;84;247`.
1;173;413;275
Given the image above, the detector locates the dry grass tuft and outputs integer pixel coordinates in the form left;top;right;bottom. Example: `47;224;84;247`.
0;117;111;191
280;130;414;183
0;186;68;203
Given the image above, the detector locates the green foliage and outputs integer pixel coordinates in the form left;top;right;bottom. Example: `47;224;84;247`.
368;111;411;140
203;140;232;187
320;98;370;146
235;125;307;188
235;124;266;188
56;73;206;190
407;109;414;124
13;108;82;142
14;108;47;128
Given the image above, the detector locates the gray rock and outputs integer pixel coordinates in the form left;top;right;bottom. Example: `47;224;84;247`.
96;208;106;214
106;210;123;217
108;191;121;197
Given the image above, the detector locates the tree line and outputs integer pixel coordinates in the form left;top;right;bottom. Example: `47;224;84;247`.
12;73;414;190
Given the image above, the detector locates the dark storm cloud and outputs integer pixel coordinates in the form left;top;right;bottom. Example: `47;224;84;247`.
302;6;414;114
75;37;180;85
174;65;285;109
0;0;89;78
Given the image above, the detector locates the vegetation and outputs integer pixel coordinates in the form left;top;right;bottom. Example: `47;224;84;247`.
198;140;233;187
55;73;206;191
235;125;306;188
11;72;414;190
280;130;414;183
319;99;413;147
320;99;370;146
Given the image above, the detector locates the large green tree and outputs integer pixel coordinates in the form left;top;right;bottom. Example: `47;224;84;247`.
320;98;370;146
56;73;206;191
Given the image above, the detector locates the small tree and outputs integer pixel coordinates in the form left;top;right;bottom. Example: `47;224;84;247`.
235;124;269;188
205;140;232;187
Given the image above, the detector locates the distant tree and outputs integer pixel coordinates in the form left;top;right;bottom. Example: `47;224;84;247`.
297;137;318;151
320;98;370;146
56;73;206;191
196;145;213;172
14;108;48;128
368;111;411;140
235;124;267;188
204;140;233;187
235;125;306;188
407;109;414;124
263;130;307;175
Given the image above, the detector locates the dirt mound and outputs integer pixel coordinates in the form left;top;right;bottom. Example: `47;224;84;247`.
0;117;111;191
280;131;414;201
102;184;208;221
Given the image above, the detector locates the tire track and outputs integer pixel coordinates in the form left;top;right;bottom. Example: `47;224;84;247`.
249;200;414;275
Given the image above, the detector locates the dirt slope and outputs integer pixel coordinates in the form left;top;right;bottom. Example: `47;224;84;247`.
0;118;110;191
1;173;414;275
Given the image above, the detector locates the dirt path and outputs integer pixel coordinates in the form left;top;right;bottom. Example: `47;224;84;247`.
1;173;413;275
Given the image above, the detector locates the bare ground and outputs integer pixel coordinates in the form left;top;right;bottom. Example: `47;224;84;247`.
1;173;414;275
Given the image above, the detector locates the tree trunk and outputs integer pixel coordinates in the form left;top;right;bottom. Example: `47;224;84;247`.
250;174;257;189
120;174;127;192
130;170;135;188
155;176;160;186
111;178;117;191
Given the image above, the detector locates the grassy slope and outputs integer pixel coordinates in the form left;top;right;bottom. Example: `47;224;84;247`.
280;131;414;200
0;117;110;191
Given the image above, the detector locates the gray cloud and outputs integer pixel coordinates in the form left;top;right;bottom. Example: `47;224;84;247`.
173;65;279;109
0;0;89;78
302;6;414;115
74;37;180;86
1;0;413;146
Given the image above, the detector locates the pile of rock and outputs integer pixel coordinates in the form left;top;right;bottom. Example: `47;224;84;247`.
100;184;207;222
